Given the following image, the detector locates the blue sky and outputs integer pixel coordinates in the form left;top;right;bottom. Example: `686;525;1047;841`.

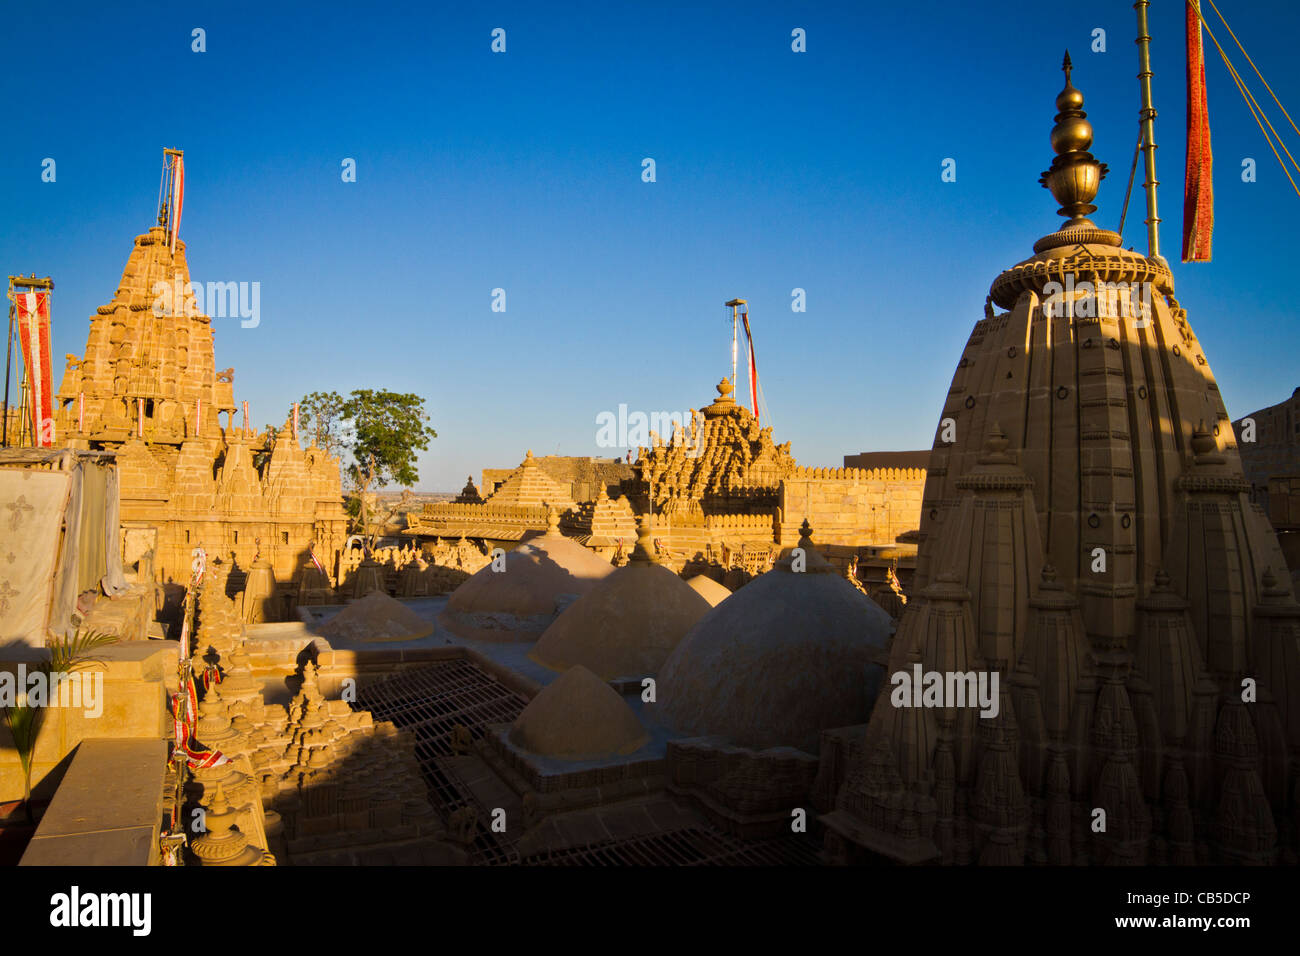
4;0;1297;491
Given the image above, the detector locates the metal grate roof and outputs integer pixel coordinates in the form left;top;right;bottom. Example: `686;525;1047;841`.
357;658;529;756
356;659;825;867
356;659;528;865
524;827;823;867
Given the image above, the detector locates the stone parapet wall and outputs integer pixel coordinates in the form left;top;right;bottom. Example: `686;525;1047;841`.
0;641;178;803
666;736;819;840
779;468;925;547
19;737;169;865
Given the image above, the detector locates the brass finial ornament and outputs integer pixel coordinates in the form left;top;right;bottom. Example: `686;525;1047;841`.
1033;53;1121;252
1040;52;1108;227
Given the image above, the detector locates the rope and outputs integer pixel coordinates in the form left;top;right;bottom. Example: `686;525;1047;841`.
1205;0;1300;143
1197;4;1300;199
1118;125;1143;238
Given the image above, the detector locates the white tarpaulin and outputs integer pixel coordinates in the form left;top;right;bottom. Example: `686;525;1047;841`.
0;467;72;644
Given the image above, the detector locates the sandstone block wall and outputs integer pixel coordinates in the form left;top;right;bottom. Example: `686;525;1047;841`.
778;466;925;548
0;642;178;802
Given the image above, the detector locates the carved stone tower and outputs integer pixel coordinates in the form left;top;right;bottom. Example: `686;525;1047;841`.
832;57;1300;865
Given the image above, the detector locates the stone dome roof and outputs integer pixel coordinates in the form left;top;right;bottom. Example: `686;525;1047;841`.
657;522;892;753
531;522;711;678
318;591;434;643
686;574;732;607
439;508;613;641
508;665;648;760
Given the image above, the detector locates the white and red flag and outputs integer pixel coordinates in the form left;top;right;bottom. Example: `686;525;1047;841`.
14;291;55;446
741;310;759;426
169;153;185;255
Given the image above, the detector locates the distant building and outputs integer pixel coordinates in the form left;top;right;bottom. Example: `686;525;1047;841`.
408;378;926;583
1234;387;1300;586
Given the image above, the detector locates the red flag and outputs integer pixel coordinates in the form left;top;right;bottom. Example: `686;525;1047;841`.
14;291;55;446
741;311;759;426
1182;0;1214;262
169;154;185;255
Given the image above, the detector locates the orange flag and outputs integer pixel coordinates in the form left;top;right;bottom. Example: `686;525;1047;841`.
1182;0;1214;262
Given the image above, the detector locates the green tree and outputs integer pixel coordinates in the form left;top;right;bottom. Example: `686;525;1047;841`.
297;390;345;457
339;389;436;542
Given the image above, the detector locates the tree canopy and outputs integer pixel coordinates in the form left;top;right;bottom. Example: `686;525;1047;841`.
297;390;345;458
334;389;437;539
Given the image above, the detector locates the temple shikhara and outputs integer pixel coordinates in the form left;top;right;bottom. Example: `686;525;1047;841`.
51;215;348;606
821;57;1300;865
2;4;1299;889
408;377;925;596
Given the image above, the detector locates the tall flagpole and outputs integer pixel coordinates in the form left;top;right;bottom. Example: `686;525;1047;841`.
725;298;745;389
1135;0;1164;263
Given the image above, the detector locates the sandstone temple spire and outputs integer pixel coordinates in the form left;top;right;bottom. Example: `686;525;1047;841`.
828;58;1300;866
49;161;348;597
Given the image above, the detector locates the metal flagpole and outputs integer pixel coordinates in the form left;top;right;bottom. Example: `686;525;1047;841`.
1135;0;1164;263
731;306;738;386
17;369;31;447
725;298;746;389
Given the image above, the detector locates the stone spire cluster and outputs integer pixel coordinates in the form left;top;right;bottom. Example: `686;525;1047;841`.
52;218;347;594
184;576;453;863
637;378;795;511
830;58;1300;865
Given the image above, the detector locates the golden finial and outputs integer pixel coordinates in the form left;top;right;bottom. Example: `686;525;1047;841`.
1038;51;1109;228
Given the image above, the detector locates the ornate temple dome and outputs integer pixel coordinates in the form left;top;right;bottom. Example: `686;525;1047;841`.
438;507;614;641
530;519;711;678
686;573;731;607
318;590;434;643
508;665;649;760
828;55;1300;867
656;522;893;753
636;377;796;510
